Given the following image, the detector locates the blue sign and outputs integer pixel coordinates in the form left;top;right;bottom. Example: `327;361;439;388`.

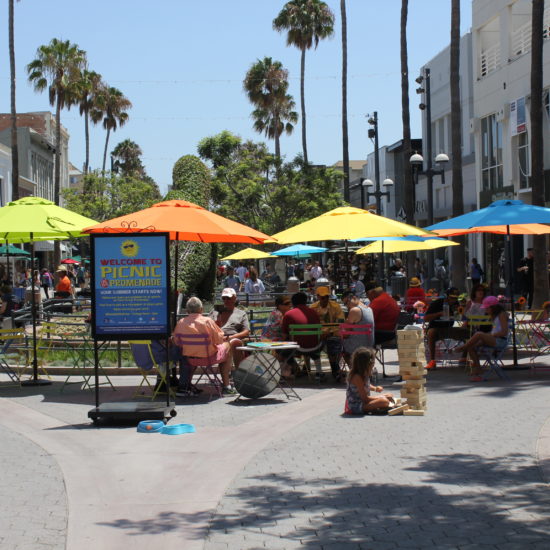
91;233;170;339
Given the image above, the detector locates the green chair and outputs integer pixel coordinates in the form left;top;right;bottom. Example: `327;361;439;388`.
288;324;323;380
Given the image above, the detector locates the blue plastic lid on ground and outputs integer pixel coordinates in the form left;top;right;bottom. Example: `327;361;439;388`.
161;423;196;435
137;420;165;433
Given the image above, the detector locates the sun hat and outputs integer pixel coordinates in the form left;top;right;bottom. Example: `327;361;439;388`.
316;286;330;297
56;265;67;272
409;277;421;287
221;287;237;298
482;296;500;309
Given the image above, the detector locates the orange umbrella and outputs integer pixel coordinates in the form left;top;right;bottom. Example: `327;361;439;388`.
431;223;550;237
83;200;272;243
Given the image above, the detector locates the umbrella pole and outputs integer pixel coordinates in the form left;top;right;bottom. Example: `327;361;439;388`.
173;242;179;330
382;241;385;291
506;225;519;367
345;240;350;289
21;237;51;386
6;239;10;285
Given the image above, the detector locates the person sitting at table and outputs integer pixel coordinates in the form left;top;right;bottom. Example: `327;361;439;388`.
54;265;73;298
261;296;292;341
310;286;345;382
210;287;250;367
404;277;426;311
345;347;393;415
454;296;509;381
424;286;461;370
366;283;400;346
341;291;375;364
282;291;322;379
173;296;235;396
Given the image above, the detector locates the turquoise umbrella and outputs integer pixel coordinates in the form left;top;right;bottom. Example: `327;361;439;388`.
272;244;327;258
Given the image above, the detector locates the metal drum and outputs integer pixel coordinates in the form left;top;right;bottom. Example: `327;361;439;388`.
233;354;280;399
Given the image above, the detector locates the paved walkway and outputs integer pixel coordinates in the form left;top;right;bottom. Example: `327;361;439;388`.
0;351;549;550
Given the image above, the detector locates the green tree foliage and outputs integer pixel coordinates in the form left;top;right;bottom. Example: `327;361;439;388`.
61;171;161;222
198;131;344;247
111;139;146;177
168;155;216;300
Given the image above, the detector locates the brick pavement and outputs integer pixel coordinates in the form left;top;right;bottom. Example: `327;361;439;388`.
0;424;67;550
0;350;549;550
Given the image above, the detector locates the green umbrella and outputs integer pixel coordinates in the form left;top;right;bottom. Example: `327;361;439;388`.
0;244;30;256
0;197;98;386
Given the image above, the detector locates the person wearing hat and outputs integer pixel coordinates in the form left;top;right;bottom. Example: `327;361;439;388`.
310;286;345;382
404;277;426;311
424;286;461;369
210;287;250;374
54;265;73;298
454;296;509;381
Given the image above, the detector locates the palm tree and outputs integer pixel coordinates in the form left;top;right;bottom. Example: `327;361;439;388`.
400;0;415;274
9;0;20;203
243;57;298;158
450;0;466;286
111;139;145;177
340;0;349;202
530;0;548;306
77;69;102;174
91;86;132;174
27;38;87;205
273;0;335;165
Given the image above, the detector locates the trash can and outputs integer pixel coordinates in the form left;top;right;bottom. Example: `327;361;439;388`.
286;276;300;294
390;276;407;298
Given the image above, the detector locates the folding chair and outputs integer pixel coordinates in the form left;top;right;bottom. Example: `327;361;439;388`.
172;333;223;398
0;328;27;384
129;340;175;400
479;344;510;381
288;324;323;381
339;322;374;373
248;308;272;340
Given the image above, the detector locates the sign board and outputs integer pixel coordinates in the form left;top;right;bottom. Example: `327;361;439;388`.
91;233;170;340
34;241;55;252
510;97;526;136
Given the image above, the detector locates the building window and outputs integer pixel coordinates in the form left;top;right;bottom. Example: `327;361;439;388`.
518;132;530;189
481;114;503;191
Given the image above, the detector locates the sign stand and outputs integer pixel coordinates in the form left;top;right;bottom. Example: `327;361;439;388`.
87;233;176;425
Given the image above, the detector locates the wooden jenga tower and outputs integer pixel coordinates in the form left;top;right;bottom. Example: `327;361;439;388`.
397;329;427;416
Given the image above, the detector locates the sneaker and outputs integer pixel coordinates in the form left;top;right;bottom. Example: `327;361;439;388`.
176;389;192;397
426;360;437;370
222;386;237;396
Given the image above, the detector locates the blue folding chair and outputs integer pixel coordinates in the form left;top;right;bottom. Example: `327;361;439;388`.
480;342;510;381
129;340;175;399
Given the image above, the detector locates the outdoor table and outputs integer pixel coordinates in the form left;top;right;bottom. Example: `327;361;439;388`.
235;342;301;401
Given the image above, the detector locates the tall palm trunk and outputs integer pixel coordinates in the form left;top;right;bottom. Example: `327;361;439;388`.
84;106;90;174
54;95;62;267
341;0;350;203
9;0;19;203
300;47;308;165
102;127;111;174
531;0;547;307
400;0;414;274
450;0;466;286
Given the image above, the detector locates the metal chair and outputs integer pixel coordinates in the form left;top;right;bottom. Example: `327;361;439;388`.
0;328;27;384
339;322;374;376
479;343;510;381
172;333;223;397
129;340;176;400
288;324;323;380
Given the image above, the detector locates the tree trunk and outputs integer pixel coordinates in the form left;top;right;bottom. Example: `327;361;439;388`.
9;0;19;203
300;48;308;165
84;106;90;174
341;0;350;203
530;0;547;307
102;127;111;175
400;0;415;274
450;0;466;287
54;96;62;205
275;132;281;160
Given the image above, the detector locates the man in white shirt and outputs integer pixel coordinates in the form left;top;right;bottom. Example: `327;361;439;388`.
310;261;323;280
235;263;247;283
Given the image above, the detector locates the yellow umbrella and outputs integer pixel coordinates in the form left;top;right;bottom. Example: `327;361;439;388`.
269;207;434;243
356;238;460;254
221;248;275;260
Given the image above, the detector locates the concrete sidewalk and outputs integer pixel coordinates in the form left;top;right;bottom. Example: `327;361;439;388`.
1;350;550;550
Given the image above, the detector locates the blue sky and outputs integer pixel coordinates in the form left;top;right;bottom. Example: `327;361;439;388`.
1;0;472;194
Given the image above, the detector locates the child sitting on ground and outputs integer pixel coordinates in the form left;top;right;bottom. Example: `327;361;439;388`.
345;347;394;414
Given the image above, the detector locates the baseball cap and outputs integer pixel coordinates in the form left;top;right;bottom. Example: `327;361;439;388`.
482;296;499;309
221;287;237;298
316;286;330;297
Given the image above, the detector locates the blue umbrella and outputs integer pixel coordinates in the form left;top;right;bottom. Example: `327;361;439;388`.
272;244;327;258
425;199;550;367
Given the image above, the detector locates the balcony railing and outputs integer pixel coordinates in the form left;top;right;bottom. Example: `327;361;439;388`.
480;43;501;77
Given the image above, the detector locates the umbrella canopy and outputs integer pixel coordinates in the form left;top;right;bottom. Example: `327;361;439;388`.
83;199;272;244
0;196;98;240
356;237;459;254
269;207;433;244
0;244;30;256
425;200;550;236
61;258;80;264
272;244;327;257
221;248;275;260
